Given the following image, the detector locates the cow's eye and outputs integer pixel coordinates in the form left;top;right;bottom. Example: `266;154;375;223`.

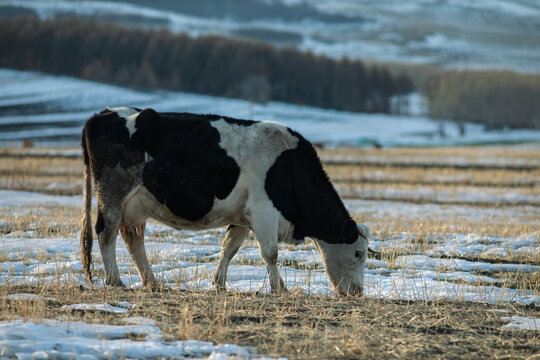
354;250;364;259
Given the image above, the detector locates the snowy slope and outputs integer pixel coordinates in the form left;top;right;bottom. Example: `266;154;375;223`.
2;69;539;147
4;0;540;73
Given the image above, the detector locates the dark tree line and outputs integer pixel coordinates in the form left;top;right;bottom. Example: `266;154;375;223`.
0;16;413;113
423;70;540;129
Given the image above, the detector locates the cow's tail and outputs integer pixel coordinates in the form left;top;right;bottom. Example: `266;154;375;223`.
80;127;94;284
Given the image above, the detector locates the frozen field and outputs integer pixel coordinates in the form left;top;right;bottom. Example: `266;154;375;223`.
0;144;539;358
0;189;537;305
2;69;540;148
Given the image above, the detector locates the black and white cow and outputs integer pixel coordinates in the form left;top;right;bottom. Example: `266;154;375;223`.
80;107;370;295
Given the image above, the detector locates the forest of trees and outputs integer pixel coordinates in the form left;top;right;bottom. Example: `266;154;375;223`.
422;70;540;129
0;16;413;114
2;15;538;129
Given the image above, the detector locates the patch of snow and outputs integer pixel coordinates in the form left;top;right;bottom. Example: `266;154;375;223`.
395;255;540;273
427;233;540;258
346;199;539;225
44;181;82;192
339;186;540;205
116;301;137;310
502;316;539;331
61;303;130;314
0;189;84;209
0;318;262;359
1;69;540;147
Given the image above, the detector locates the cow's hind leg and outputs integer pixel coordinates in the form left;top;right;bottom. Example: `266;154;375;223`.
213;225;250;291
251;211;287;293
96;208;124;287
120;221;158;288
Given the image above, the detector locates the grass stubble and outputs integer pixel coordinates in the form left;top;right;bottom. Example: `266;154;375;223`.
0;146;539;359
0;284;538;360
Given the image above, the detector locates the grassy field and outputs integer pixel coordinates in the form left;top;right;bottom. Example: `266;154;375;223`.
1;285;537;359
0;145;539;359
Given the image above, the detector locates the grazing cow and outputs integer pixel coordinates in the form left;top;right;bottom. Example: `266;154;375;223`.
80;107;370;295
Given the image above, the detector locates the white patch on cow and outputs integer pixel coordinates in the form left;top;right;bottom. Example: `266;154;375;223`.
209;119;299;225
108;107;140;137
144;152;153;163
122;186;157;227
208;119;301;291
108;107;138;119
210;119;298;173
124;113;139;137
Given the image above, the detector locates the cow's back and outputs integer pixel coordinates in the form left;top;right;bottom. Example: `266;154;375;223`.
84;108;300;227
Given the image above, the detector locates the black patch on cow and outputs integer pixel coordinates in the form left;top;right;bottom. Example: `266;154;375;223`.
265;129;357;244
135;109;241;222
220;116;257;127
340;219;358;243
95;210;105;235
83;110;145;180
158;112;256;127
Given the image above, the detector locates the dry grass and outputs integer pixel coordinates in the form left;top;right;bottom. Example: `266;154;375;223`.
0;285;538;360
320;146;540;164
364;218;539;237
0;207;80;238
326;164;539;187
1;146;539;202
0;156;83;195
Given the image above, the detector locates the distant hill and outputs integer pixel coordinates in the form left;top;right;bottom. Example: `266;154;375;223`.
3;0;540;73
0;16;412;114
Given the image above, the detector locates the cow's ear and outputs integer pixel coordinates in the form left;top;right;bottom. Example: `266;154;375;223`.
357;223;371;240
340;219;358;243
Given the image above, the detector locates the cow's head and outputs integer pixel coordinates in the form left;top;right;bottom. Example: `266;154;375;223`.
313;221;370;296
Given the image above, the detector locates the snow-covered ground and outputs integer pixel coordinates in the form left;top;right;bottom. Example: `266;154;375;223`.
0;180;538;358
1;69;539;147
4;0;540;73
0;189;538;305
0;318;267;360
501;316;539;331
2;227;537;305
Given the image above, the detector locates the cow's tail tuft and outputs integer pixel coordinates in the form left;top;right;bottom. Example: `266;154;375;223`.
80;127;94;284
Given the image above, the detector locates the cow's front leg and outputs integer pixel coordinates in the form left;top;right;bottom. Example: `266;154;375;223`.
96;209;124;287
120;221;158;288
213;225;250;291
259;242;286;293
251;213;287;293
